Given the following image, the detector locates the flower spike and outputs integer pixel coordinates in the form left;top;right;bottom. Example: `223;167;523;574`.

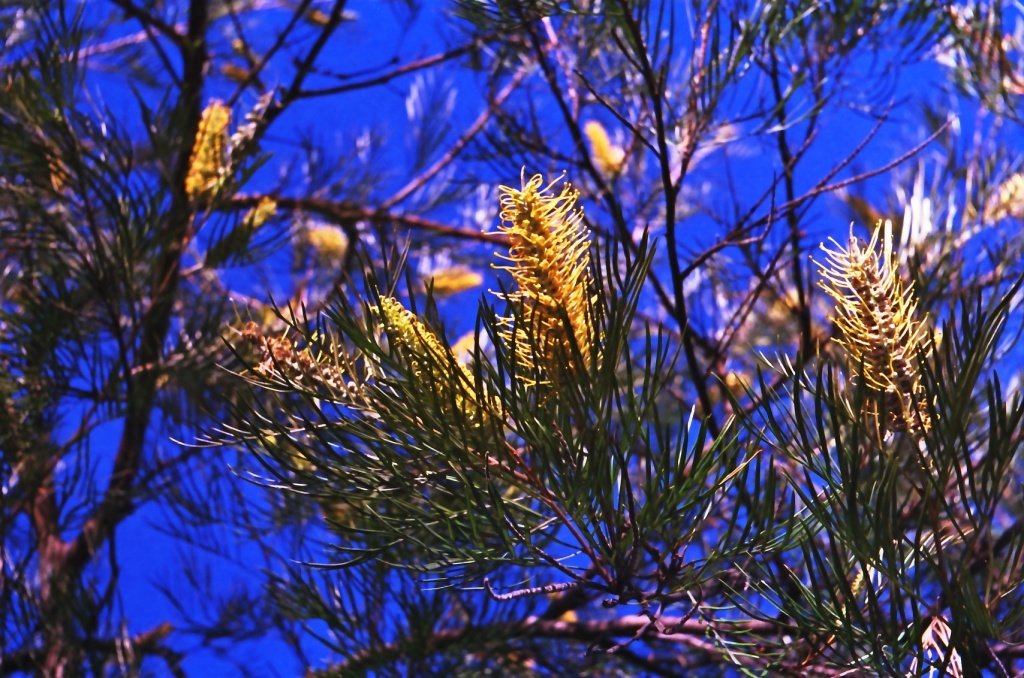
584;121;625;177
378;296;495;426
817;220;932;437
185;100;231;201
492;172;597;387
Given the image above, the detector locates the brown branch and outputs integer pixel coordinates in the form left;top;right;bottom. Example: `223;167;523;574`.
380;68;527;210
57;0;210;586
1;622;176;677
298;38;486;98
762;118;951;231
107;0;185;48
613;0;722;437
484;577;580;601
225;0;313;108
322;614;778;675
275;1;358;116
228;194;509;245
768;50;815;361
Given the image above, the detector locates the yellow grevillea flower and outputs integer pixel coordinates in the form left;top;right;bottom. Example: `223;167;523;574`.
817;220;931;436
428;266;484;296
243;196;278;230
308;224;349;261
185;101;231;200
584;121;625;177
984;172;1024;222
493;173;596;386
378;296;494;425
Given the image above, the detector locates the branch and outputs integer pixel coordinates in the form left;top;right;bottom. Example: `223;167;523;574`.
274;1;353;117
107;0;185;48
752;117;952;234
484;578;580;601
228;194;509;245
613;0;722;437
1;622;177;677
380;68;527;210
226;0;314;108
322;614;778;675
298;38;486;98
58;0;210;582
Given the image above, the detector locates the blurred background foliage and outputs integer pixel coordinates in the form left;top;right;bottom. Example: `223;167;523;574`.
2;0;1024;676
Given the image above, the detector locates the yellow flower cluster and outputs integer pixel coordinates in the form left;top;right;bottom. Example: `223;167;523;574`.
817;221;932;436
984;172;1024;222
185;101;231;200
492;173;597;387
428;266;483;296
243;171;599;435
584;121;625;177
243;196;278;230
378;296;495;425
241;321;359;400
308;224;349;261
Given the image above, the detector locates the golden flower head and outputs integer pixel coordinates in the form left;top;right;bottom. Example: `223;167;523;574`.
241;321;359;400
584;121;625;177
427;266;483;296
185;100;231;200
308;224;349;261
243;196;278;230
220;63;252;83
984;172;1024;222
816;220;932;436
449;330;478;363
492;172;597;386
377;296;495;426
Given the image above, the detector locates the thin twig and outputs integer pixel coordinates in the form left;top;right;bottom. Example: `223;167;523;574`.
483;577;580;601
299;38;487;98
380;69;527;211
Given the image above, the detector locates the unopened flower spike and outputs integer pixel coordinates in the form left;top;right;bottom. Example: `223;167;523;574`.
243;197;278;230
377;296;495;426
427;266;484;296
241;321;362;402
185;100;231;201
308;224;349;262
492;171;598;387
584;121;625;177
816;220;932;438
